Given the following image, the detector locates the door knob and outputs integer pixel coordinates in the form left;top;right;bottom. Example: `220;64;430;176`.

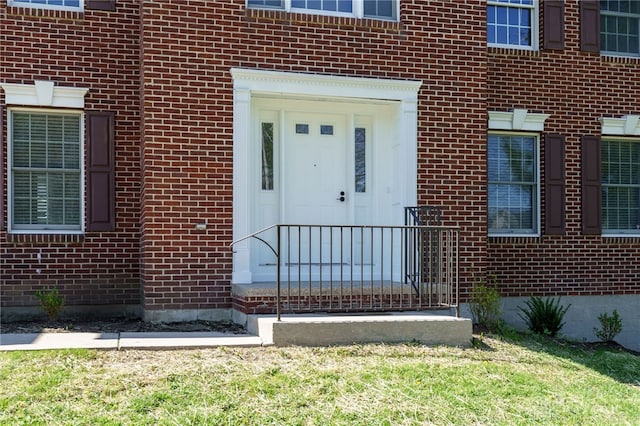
337;191;345;202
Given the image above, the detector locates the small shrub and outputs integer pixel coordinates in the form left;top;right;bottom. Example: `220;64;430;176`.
468;275;501;330
593;310;623;342
518;296;570;337
34;288;65;321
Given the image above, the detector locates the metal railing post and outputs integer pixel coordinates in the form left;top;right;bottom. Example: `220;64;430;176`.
276;225;281;321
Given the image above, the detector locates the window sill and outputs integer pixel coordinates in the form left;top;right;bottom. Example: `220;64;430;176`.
489;233;539;238
6;6;83;20
488;46;541;57
600;54;640;64
6;233;85;245
246;8;402;32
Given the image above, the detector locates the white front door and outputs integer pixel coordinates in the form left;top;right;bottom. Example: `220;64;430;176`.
249;98;399;281
284;112;348;226
283;112;350;267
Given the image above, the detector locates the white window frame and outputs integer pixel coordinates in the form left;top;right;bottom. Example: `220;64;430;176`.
7;107;85;234
487;0;539;50
600;2;640;57
487;131;541;237
247;0;399;21
601;137;640;236
7;0;83;12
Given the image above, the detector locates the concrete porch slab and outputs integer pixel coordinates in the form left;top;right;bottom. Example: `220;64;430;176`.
247;312;472;347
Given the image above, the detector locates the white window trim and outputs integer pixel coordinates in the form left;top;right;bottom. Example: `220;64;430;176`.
7;107;86;234
247;0;399;21
487;0;539;51
7;0;83;12
487;131;541;238
489;109;549;132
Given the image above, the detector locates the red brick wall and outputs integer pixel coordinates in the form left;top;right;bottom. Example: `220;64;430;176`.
487;1;640;297
138;0;487;312
2;1;488;315
0;2;141;309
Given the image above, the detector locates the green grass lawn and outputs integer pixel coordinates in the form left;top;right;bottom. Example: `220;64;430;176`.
1;334;639;425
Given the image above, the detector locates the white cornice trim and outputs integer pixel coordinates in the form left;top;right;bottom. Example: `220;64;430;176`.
1;81;89;108
231;68;422;101
488;109;550;131
600;115;640;136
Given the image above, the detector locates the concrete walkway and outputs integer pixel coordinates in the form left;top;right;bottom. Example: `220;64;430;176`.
0;331;264;351
1;312;472;351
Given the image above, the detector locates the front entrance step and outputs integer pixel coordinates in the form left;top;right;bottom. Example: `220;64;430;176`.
247;312;472;347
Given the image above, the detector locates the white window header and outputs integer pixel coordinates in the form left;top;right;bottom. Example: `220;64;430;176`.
1;81;89;108
488;109;550;132
600;115;640;136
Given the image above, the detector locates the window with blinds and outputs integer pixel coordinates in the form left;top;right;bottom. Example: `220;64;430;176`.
602;139;640;233
10;111;82;231
488;133;539;235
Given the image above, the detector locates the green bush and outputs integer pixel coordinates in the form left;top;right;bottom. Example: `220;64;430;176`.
34;288;65;322
468;275;501;330
518;296;570;337
593;310;623;342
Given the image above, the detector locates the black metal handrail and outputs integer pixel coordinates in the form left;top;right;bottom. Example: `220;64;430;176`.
232;222;459;320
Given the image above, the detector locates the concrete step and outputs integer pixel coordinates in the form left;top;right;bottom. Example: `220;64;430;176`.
246;311;472;347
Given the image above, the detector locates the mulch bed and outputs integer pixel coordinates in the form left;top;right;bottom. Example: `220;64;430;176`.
0;318;247;334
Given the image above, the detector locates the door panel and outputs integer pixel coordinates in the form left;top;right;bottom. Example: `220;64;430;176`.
284;112;349;266
285;112;348;225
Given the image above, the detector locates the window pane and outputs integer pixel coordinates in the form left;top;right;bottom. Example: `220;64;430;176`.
10;111;82;230
602;139;640;231
248;0;284;8
261;123;274;191
487;134;537;233
364;0;395;19
487;2;534;47
355;128;366;193
600;5;640;56
10;0;80;8
292;0;345;12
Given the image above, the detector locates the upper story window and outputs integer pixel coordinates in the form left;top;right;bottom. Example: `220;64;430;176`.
247;0;398;21
8;109;83;233
601;139;640;234
601;0;640;57
488;133;540;236
487;0;538;50
7;0;82;11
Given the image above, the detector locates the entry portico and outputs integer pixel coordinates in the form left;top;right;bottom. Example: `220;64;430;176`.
231;68;422;284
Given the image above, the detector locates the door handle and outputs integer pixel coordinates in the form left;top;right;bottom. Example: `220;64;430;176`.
337;191;346;202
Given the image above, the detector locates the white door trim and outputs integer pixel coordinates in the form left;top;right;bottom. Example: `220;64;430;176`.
232;68;421;284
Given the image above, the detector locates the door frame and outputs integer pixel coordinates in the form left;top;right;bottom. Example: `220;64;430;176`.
231;68;422;284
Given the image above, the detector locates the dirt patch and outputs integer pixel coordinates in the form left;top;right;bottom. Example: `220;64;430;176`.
0;318;247;334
